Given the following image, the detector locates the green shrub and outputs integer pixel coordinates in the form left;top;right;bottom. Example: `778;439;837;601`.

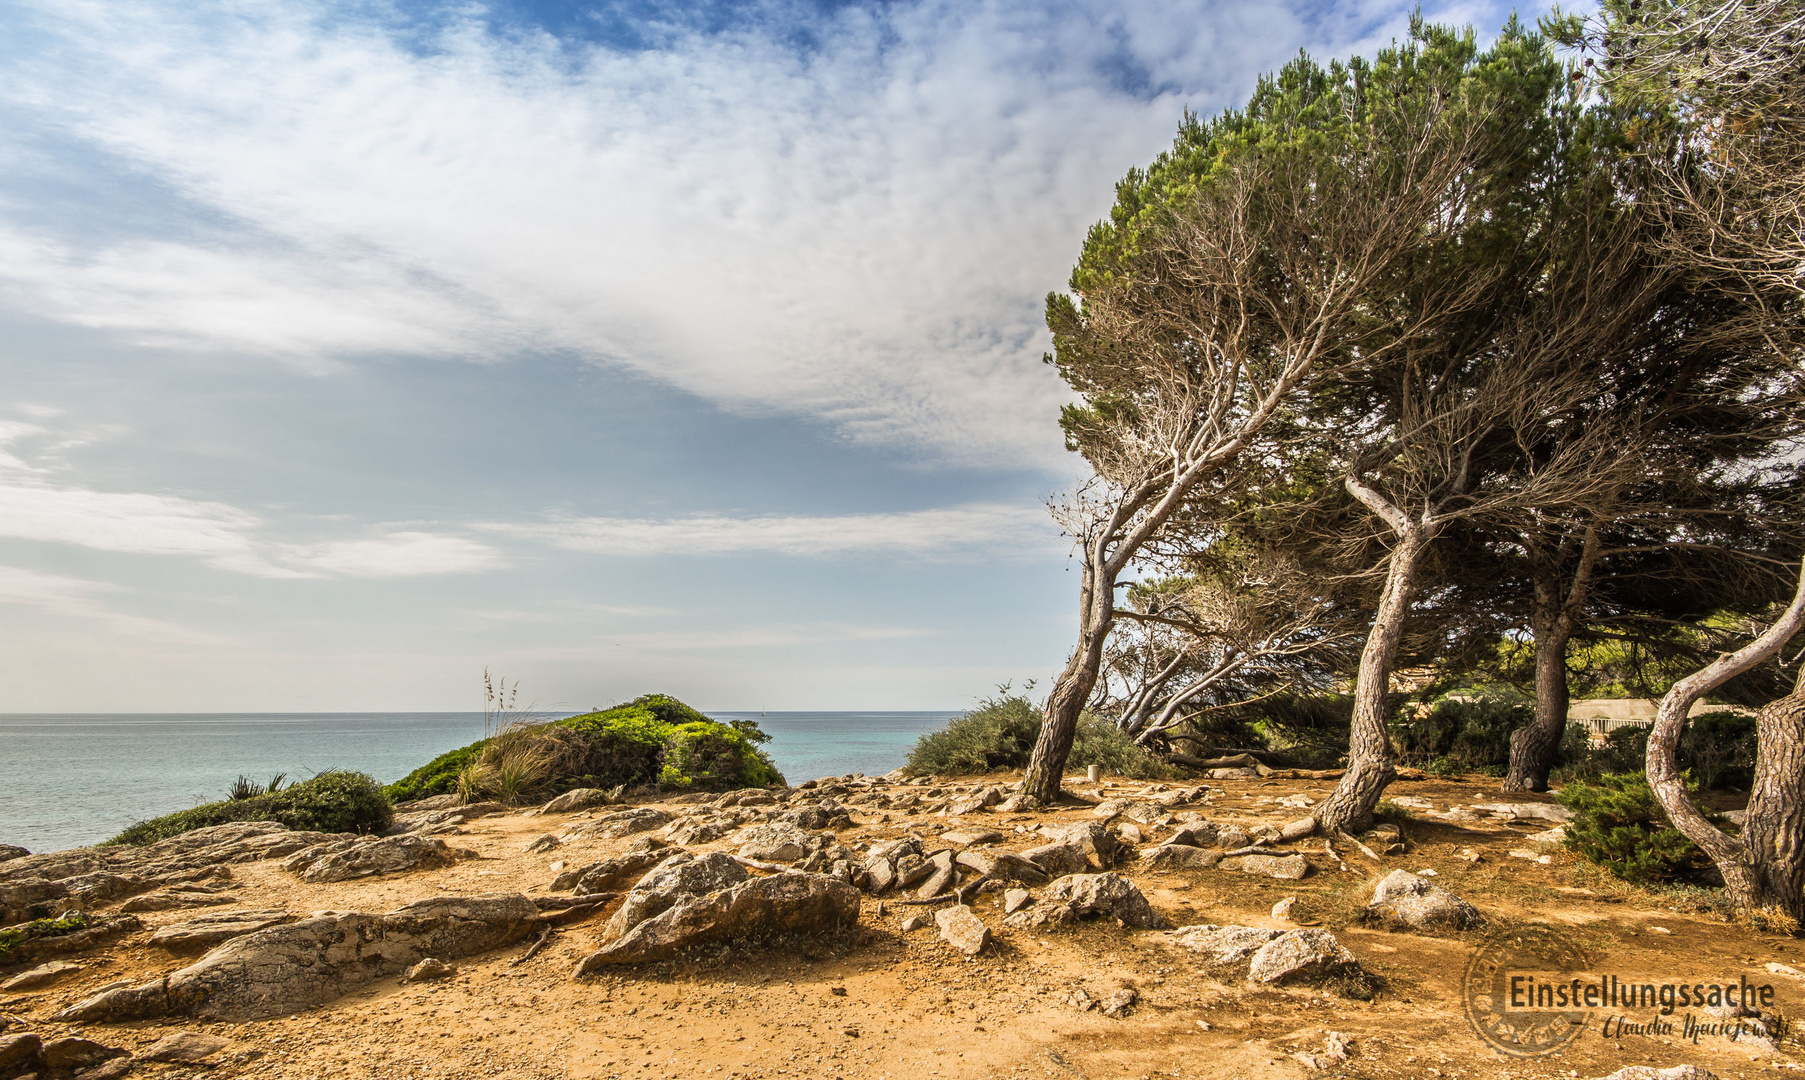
1389;692;1526;773
1556;772;1717;885
107;770;393;847
0;913;89;964
386;694;782;803
904;693;1175;779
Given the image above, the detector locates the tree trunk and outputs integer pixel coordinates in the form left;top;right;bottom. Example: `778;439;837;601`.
1645;558;1805;918
1022;556;1114;804
1504;526;1598;792
1503;603;1572;792
1313;522;1428;832
1742;689;1805;922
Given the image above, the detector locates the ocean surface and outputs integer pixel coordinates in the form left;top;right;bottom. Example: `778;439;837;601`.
0;710;957;853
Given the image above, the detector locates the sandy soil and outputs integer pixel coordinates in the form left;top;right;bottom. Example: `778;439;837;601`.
4;772;1801;1080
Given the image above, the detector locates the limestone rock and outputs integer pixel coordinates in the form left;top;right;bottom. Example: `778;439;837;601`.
934;904;990;956
552;848;671;895
1363;870;1485;932
0;915;143;968
1;960;79;990
1019;842;1089;878
57;894;540;1022
940;829;1002;847
149;910;297;955
735;823;816;864
119;887;237;912
1247;928;1359;984
1003;888;1032;914
576;873;861;969
1037;822;1120;869
140;1031;232;1063
1100;988;1137;1018
777;804;853;832
1003;900;1078;929
40;1036;125;1072
1140;844;1224;871
953;848;1049;885
0;847;27;864
523;834;561;854
1236;853;1310;880
1046;872;1169;929
663;817;735;846
1165;924;1282;964
1595;1069;1719;1080
605;852;749;939
402;958;457;983
915;850;957;898
284;834;463;884
0;1033;43;1076
1215;825;1251;850
541;788;618;814
562;807;675;841
900;913;932;932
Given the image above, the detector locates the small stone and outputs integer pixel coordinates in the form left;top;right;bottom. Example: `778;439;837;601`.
829;985;847;996
935;904;990;956
402;958;457;983
41;1036;126;1072
1115;822;1144;844
1;960;79;990
140;1031;232;1063
523;834;561;854
940;829;1002;847
901;913;932;932
1237;853;1310;880
1194;1020;1211;1031
1271;897;1296;921
1508;849;1552;865
1364;870;1484;932
1594;1068;1719;1080
1003;888;1033;914
1100;988;1137;1018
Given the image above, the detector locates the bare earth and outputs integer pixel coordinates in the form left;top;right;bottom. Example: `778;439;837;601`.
4;771;1801;1080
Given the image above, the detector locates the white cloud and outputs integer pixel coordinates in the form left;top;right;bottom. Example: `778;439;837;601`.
279;531;506;577
485;503;1058;558
0;564;226;641
0;0;1486;468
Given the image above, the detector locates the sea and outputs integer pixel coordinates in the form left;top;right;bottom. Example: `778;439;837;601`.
0;710;958;854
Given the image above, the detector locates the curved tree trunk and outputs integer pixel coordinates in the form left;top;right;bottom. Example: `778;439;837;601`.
1314;516;1428;832
1022;556;1114;804
1503;606;1573;792
1645;559;1805;917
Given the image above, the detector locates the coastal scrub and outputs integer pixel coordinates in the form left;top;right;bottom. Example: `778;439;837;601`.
105;770;393;847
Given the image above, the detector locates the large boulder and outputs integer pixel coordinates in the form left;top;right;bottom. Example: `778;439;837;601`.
57;894;540;1022
1046;872;1169;929
604;853;748;939
1247;928;1359;984
575;873;861;969
282;834;463;883
1363;870;1485;932
541;788;618;814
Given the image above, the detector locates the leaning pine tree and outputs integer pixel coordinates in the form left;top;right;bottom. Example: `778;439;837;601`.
1019;19;1565;805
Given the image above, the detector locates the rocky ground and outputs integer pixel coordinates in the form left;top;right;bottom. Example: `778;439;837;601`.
2;770;1801;1080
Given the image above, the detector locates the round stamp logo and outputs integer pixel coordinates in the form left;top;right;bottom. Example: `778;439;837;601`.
1464;925;1592;1056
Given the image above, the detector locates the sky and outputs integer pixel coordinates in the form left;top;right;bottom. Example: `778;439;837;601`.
0;0;1528;712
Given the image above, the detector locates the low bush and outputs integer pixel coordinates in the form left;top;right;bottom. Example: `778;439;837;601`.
1551;711;1753;790
1556;772;1718;885
1388;692;1527;775
904;693;1177;779
107;770;393;847
0;912;88;964
385;694;782;804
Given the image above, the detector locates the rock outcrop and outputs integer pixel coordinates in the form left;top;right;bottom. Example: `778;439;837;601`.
57;894;540;1022
576;873;860;969
603;852;748;939
282;834;464;883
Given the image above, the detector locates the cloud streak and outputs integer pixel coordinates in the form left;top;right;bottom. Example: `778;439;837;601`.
485;503;1058;558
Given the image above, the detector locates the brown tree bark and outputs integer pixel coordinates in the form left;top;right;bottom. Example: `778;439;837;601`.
1313;479;1433;832
1504;527;1599;791
1645;559;1805;920
1022;555;1115;804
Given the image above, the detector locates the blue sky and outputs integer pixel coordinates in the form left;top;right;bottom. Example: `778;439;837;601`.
0;0;1524;711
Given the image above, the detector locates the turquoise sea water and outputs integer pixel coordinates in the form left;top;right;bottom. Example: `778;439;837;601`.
0;710;956;853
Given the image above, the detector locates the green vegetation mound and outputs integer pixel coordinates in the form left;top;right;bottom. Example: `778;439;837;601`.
905;692;1177;780
384;693;783;804
1556;772;1719;885
106;770;393;847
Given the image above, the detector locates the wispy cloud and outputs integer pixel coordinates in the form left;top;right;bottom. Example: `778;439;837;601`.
0;422;503;578
0;0;1502;468
0;565;226;642
484;503;1057;558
